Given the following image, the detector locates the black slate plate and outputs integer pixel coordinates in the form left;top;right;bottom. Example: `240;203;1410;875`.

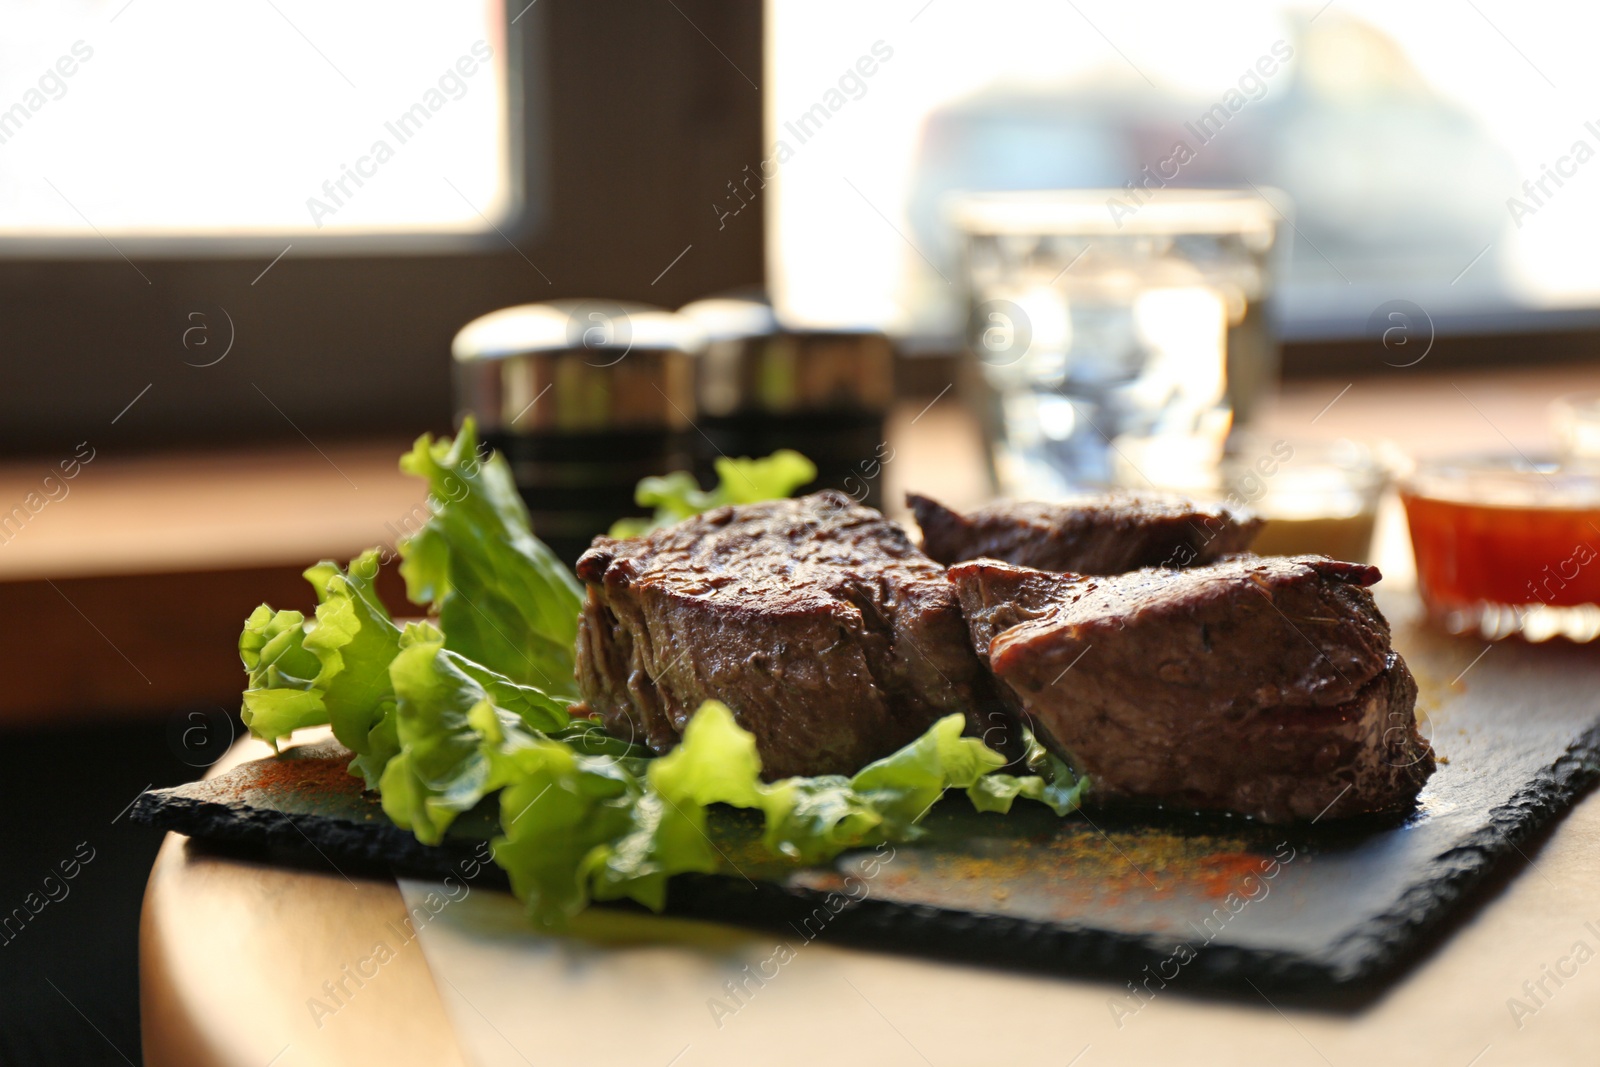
132;608;1600;997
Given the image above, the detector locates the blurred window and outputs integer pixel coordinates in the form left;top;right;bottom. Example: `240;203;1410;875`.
768;0;1599;342
0;1;515;248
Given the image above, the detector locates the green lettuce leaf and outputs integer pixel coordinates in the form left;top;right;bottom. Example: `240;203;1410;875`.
609;450;817;537
303;552;404;781
240;550;402;787
239;541;574;793
749;777;882;865
380;622;578;845
755;715;1006;864
966;726;1090;817
238;605;322;742
399;420;584;699
490;702;750;924
490;704;1084;926
490;740;643;924
586;702;768;909
848;714;1009;836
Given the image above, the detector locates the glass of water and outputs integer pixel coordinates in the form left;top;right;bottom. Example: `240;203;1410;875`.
952;189;1285;494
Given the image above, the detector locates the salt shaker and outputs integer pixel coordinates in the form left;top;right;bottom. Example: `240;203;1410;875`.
453;299;702;562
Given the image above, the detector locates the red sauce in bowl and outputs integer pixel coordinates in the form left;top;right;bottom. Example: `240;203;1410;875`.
1401;494;1600;610
1400;455;1600;640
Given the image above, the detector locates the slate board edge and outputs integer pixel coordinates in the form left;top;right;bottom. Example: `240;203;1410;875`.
130;787;1317;993
130;722;1600;997
129;793;509;889
1314;719;1600;982
666;710;1600;997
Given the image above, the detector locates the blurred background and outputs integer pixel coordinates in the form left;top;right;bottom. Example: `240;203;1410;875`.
770;1;1600;339
3;0;1598;1061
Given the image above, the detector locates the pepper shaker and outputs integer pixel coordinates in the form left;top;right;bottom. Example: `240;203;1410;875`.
453;299;702;563
679;294;894;508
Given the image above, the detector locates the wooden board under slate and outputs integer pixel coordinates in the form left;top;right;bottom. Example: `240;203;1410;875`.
132;605;1600;997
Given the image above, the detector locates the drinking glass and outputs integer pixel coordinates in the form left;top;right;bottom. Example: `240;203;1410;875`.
952;189;1285;494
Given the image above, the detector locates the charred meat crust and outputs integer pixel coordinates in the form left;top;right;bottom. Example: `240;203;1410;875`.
949;555;1435;823
909;491;1263;574
575;491;1009;779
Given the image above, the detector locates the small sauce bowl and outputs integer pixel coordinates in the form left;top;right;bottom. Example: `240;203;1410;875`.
1399;454;1600;641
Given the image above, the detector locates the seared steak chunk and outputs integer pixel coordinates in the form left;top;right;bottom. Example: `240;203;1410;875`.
576;491;1002;778
949;555;1434;823
909;491;1262;574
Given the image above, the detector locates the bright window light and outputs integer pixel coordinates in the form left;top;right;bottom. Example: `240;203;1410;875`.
768;0;1600;338
0;0;512;243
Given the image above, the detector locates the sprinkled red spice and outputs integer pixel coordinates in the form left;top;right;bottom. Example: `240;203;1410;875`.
197;744;364;807
1189;852;1269;899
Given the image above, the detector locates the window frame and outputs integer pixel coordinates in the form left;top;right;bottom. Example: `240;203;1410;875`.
0;0;764;458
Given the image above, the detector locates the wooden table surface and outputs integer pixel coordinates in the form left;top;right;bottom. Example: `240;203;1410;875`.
140;729;467;1067
138;368;1600;1066
0;440;425;726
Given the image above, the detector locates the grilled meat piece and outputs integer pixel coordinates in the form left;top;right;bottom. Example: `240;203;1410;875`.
575;491;1004;778
949;555;1434;823
909;491;1262;574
